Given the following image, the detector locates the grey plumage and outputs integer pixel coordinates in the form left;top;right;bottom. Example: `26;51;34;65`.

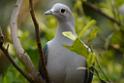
39;3;93;83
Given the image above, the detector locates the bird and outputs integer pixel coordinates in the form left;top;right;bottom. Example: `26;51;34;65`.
39;3;93;83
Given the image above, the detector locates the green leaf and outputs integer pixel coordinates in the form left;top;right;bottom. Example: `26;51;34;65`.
79;20;96;38
63;31;96;68
64;38;96;68
87;28;98;42
64;38;89;57
87;52;96;68
62;31;77;41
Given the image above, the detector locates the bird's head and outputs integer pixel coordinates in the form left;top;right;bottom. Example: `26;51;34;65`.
44;3;73;22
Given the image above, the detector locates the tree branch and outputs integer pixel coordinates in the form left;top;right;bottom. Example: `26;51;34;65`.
29;0;50;83
10;0;44;83
83;1;122;26
0;28;33;82
1;46;34;82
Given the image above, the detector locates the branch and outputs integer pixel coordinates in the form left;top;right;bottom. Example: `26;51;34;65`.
83;1;122;26
10;0;44;83
29;0;50;83
96;57;111;82
0;28;33;82
1;46;34;82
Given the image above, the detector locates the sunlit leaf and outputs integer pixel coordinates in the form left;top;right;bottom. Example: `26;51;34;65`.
62;31;77;41
63;31;96;68
64;38;89;57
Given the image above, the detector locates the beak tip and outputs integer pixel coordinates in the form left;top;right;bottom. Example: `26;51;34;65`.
44;10;52;15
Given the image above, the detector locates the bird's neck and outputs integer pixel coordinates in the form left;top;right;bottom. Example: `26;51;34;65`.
54;18;76;45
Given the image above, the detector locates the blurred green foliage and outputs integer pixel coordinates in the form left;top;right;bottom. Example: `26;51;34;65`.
0;0;124;83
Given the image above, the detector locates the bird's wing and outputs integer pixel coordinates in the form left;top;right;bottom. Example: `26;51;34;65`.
84;65;94;83
39;44;48;79
43;44;48;65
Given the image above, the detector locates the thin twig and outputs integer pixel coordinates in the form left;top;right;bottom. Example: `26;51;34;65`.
94;68;109;83
83;1;121;26
96;57;111;82
0;27;4;46
0;45;34;83
0;29;33;82
29;0;50;83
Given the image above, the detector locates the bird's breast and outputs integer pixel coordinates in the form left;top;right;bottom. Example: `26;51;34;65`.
46;42;69;82
46;40;86;83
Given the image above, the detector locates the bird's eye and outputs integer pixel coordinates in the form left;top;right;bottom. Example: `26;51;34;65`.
60;9;66;13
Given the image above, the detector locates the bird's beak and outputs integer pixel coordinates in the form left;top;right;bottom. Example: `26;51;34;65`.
44;9;53;15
